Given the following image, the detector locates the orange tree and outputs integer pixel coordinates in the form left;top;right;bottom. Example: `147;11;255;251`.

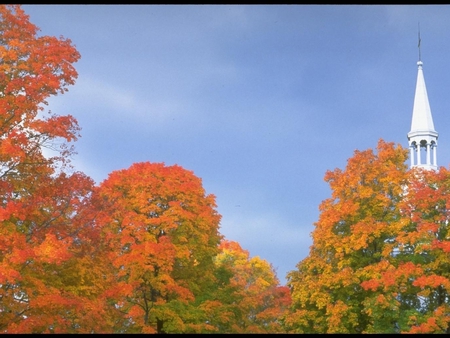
0;5;80;175
284;139;450;333
0;5;106;333
93;162;222;333
370;166;450;333
0;171;114;333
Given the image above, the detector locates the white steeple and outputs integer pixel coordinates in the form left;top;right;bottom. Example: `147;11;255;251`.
407;58;438;170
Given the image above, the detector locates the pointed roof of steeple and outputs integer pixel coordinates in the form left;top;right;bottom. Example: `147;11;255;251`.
409;60;436;133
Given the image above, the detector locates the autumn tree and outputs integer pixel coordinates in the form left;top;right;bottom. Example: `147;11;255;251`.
285;139;450;333
367;166;450;333
199;240;291;333
0;5;110;333
0;171;116;333
0;5;80;176
93;162;222;333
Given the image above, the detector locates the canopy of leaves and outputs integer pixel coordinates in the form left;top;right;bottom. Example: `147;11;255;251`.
8;4;450;334
93;162;223;333
285;140;450;334
0;5;109;333
201;239;291;333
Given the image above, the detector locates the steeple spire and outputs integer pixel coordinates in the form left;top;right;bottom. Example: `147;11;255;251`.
407;35;438;170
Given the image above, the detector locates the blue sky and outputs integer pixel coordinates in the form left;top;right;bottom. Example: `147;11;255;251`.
22;5;450;284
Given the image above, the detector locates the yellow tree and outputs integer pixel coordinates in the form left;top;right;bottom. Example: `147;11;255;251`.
285;139;450;333
202;240;291;333
285;140;406;333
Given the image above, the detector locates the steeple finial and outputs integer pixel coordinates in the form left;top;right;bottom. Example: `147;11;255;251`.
418;22;421;62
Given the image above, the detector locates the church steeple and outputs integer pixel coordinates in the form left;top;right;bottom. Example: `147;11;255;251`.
407;45;438;170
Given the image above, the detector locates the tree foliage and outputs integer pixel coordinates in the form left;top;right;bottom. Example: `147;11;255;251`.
0;4;290;333
0;5;80;178
93;162;223;333
7;4;450;334
203;240;291;333
0;4;107;333
285;140;450;333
